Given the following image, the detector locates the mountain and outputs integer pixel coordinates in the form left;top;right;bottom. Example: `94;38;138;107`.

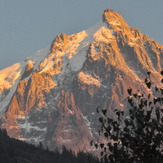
0;9;162;153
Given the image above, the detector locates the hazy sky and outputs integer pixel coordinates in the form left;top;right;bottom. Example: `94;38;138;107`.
0;0;163;70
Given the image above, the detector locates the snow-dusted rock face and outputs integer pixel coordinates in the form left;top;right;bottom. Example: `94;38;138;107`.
0;9;163;153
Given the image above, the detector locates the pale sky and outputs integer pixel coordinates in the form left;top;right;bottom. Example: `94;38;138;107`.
0;0;163;70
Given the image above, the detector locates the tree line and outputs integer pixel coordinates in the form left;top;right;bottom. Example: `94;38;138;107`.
0;128;99;163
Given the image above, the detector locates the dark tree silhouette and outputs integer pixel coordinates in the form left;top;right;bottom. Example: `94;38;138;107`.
92;72;163;163
0;128;99;163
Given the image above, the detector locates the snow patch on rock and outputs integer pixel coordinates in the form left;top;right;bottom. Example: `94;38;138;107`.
19;120;47;133
93;26;114;42
66;30;88;58
0;63;22;93
82;114;93;136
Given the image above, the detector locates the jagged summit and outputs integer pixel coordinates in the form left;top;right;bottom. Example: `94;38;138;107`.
103;9;129;29
0;10;162;153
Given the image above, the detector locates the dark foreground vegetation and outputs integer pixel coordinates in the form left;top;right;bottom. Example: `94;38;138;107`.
0;128;99;163
92;72;163;163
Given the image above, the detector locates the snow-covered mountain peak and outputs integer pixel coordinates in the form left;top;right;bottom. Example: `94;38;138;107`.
0;9;162;153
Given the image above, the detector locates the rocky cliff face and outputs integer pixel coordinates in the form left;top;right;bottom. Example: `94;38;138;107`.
0;9;162;152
